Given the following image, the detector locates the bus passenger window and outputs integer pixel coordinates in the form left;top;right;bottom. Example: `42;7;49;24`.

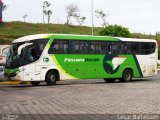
141;42;156;55
125;43;140;54
108;43;124;54
90;42;106;54
35;39;49;58
70;41;89;54
48;40;69;54
24;46;35;65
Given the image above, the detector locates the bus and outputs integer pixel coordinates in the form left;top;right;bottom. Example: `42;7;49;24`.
0;45;10;65
4;34;158;86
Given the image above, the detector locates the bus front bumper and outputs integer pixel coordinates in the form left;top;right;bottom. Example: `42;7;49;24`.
4;72;22;81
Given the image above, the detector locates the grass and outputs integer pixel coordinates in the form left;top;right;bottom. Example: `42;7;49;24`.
0;21;160;45
0;21;101;44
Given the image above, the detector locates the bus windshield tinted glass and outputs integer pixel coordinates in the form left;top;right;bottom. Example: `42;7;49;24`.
6;39;49;69
6;42;25;69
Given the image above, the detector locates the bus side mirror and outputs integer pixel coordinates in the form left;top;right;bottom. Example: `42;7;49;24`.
18;43;33;55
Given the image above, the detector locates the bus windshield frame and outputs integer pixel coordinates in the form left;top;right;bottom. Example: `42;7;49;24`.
6;39;49;69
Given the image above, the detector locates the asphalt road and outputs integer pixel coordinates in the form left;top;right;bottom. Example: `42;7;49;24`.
0;72;160;120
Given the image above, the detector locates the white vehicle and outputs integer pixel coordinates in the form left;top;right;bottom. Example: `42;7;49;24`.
4;34;158;86
0;45;10;65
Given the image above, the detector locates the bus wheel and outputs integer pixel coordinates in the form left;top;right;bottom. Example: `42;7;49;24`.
104;79;115;83
120;69;133;82
46;71;57;86
31;82;40;86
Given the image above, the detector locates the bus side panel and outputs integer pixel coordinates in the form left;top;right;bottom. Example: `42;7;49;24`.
53;54;107;79
53;54;87;79
136;53;157;77
102;54;142;79
53;54;143;80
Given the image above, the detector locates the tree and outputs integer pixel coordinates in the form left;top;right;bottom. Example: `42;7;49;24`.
23;14;28;22
1;2;8;22
65;4;79;25
95;10;108;27
43;9;52;24
99;24;131;37
74;13;86;26
43;1;52;23
2;2;8;11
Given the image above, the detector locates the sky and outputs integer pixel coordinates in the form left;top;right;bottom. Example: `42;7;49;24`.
2;0;160;35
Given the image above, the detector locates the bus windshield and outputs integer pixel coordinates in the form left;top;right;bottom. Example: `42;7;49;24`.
6;42;24;69
6;39;49;69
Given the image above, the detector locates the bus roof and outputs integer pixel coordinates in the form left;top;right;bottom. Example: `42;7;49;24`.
116;37;157;43
13;34;53;43
12;34;157;43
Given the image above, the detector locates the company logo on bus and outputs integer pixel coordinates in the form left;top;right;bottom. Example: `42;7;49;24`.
64;58;100;62
103;54;127;74
43;57;49;63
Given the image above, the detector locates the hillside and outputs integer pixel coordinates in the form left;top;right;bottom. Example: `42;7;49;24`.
0;21;101;44
0;21;160;45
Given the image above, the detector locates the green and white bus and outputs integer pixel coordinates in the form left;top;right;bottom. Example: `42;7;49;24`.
5;34;158;86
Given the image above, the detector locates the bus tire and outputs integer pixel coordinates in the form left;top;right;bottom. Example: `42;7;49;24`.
120;69;133;82
104;78;115;83
31;81;40;86
45;71;57;86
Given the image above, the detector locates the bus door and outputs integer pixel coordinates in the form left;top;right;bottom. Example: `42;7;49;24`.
22;42;40;81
